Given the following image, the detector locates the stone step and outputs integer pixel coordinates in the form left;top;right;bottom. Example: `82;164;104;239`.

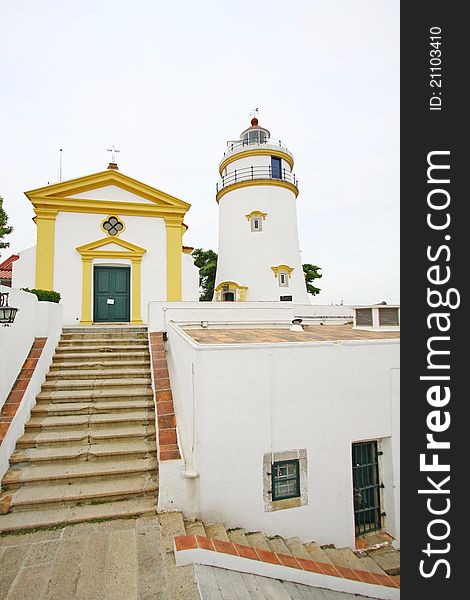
0;497;156;533
59;337;149;346
226;528;250;546
304;542;334;564
2;456;158;489
2;473;158;513
49;360;151;371
204;523;230;542
36;387;153;402
10;440;155;464
42;377;152;390
55;344;150;355
62;325;148;336
46;366;150;383
31;400;154;417
323;546;366;570
17;425;156;448
355;554;389;575
245;531;272;552
25;411;155;432
284;536;313;560
184;520;207;537
51;351;150;362
266;535;293;556
367;546;400;576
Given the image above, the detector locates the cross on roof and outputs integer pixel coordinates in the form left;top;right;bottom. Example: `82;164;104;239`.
107;146;120;163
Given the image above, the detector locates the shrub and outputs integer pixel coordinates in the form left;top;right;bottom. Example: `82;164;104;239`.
21;288;61;303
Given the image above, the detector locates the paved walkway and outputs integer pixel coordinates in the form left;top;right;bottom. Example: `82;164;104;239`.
0;516;174;600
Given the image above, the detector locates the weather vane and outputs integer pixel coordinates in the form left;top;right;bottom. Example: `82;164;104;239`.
250;107;259;119
107;146;120;163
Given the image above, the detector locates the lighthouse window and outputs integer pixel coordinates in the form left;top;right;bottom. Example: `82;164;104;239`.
271;156;282;179
279;271;289;287
251;217;262;232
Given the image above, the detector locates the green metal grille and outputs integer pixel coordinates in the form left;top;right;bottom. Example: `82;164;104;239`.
352;441;382;535
272;459;300;501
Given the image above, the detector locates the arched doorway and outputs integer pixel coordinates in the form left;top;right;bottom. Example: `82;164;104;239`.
222;291;235;301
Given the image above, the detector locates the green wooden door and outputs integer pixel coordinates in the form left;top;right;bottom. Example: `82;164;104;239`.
94;266;130;322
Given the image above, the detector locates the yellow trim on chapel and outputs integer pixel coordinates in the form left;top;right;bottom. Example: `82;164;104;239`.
35;208;58;289
219;148;294;175
76;237;147;325
216;179;299;203
214;280;248;302
25;169;189;305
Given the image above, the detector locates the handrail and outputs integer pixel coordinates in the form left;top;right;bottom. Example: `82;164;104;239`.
223;138;292;157
216;165;298;193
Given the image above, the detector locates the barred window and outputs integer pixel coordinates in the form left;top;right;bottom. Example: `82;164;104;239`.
272;460;300;501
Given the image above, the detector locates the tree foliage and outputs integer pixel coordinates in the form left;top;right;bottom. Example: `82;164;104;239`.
0;196;13;257
192;248;218;301
192;248;323;300
303;263;322;296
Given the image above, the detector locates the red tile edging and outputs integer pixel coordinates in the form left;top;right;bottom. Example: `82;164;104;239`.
173;534;400;589
0;337;47;446
149;332;181;461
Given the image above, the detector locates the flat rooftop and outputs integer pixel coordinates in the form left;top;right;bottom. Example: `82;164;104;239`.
183;324;400;345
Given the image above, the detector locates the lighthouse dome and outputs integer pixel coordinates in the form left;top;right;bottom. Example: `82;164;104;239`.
240;117;270;146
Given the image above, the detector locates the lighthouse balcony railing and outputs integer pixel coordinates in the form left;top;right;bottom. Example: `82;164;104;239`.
222;138;293;159
216;165;298;194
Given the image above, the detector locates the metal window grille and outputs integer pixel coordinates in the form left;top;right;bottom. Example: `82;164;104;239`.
352;441;382;535
272;459;300;501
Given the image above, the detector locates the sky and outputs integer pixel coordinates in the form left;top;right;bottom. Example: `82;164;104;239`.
0;0;399;305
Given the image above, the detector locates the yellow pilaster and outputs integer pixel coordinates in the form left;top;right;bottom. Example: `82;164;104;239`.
165;217;183;301
81;258;93;325
131;258;142;324
35;209;58;289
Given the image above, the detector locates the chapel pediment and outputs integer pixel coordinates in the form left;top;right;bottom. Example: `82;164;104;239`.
25;169;190;217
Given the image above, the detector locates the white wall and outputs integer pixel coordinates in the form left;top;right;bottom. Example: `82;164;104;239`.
53;211;167;324
148;302;354;333
182;253;199;302
0;286;63;480
11;246;36;290
167;323;399;549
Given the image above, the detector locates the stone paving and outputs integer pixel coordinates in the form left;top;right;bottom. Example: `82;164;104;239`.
184;325;400;345
0;515;197;600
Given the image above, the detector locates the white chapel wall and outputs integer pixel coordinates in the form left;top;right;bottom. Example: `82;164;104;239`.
53;211;167;324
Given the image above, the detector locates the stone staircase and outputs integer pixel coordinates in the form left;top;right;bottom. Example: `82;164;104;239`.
181;519;400;582
0;326;158;533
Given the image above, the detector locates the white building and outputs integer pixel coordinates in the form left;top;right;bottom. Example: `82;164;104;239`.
13;165;199;325
149;302;400;550
214;118;310;304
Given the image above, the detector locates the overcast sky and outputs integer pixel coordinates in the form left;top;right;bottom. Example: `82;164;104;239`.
0;0;399;305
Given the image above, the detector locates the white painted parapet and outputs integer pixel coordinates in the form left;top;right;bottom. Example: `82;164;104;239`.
0;286;63;480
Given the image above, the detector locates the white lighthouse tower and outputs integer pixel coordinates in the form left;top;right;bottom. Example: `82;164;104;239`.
214;117;310;303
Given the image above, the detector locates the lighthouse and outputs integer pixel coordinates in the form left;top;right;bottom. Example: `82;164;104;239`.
213;117;310;303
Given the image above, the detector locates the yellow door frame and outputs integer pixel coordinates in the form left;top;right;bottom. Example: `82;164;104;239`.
76;237;147;325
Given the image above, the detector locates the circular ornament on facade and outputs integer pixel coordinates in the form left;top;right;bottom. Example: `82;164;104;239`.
101;216;125;237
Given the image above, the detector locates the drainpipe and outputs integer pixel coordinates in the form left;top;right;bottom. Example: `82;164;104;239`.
184;360;199;478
